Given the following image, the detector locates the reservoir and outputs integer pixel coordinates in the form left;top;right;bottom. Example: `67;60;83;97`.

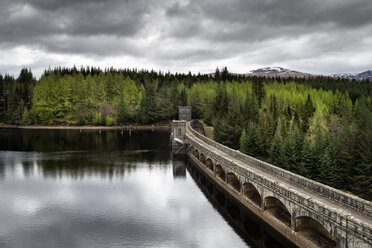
0;129;291;248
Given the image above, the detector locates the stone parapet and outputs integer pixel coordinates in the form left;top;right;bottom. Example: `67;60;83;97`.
185;121;372;247
187;121;372;217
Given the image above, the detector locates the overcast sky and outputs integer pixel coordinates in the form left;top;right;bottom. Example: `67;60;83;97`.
1;0;372;78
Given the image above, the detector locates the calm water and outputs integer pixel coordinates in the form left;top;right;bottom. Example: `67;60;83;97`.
0;129;289;248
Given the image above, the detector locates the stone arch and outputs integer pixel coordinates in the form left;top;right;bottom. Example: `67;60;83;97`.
264;196;291;227
190;145;194;154
206;158;214;172
194;149;199;159
227;172;241;193
296;216;336;248
199;153;206;164
243;182;261;207
215;164;225;181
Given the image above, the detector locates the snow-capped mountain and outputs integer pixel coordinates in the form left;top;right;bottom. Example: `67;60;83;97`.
331;70;372;81
210;66;372;81
248;67;313;78
249;67;298;74
247;67;372;80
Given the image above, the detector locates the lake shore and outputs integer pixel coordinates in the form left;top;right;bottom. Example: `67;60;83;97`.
0;124;171;131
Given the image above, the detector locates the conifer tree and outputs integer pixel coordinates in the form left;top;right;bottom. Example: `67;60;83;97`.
319;136;349;189
258;107;274;155
284;125;304;174
252;80;265;107
117;97;130;124
270;131;286;169
242;90;259;126
240;122;264;157
214;67;221;82
269;93;279;131
300;136;313;178
213;83;228;119
310;128;329;181
214;93;243;150
179;88;188;106
302;94;315;132
220;66;229;82
353;163;372;199
139;86;159;123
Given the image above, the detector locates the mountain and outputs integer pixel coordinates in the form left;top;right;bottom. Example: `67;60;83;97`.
208;67;372;81
247;67;313;78
331;70;372;81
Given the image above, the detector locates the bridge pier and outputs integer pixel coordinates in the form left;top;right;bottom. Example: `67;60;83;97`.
291;211;296;231
260;188;265;211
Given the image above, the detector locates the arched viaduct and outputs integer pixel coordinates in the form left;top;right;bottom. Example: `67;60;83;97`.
176;120;372;248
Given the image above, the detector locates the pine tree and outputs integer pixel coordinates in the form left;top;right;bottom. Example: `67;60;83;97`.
258;107;274;155
352;99;372;165
214;114;242;150
214;67;221;82
309;128;328;181
319;139;348;189
300;136;313;178
213;83;228;119
270;131;286;169
302;94;315;132
139;86;159;123
242;90;259;126
269;93;279;132
179;88;188;106
353;163;372;200
284;125;304;174
240;122;264;157
278;115;288;139
220;66;229;82
214;95;243;150
252;81;265;108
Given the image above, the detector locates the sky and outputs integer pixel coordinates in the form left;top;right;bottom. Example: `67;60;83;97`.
0;0;372;78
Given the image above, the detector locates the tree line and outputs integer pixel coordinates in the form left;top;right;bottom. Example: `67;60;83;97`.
0;67;371;200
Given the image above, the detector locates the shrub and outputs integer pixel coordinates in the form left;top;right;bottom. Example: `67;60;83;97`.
93;112;102;126
105;116;114;126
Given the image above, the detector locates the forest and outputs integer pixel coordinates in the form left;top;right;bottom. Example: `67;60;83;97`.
0;66;371;200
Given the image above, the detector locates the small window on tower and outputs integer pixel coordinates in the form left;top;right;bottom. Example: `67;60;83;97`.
178;128;182;136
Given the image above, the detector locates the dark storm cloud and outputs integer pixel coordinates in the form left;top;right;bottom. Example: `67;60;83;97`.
0;0;153;46
0;0;371;75
165;0;372;42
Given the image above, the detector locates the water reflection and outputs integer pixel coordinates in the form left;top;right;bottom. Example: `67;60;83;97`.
0;129;170;156
0;162;4;179
21;161;34;178
186;159;296;248
172;156;186;179
0;129;252;248
0;151;171;182
0;129;171;181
